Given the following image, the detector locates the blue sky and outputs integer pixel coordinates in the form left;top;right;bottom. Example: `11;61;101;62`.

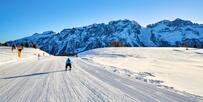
0;0;203;42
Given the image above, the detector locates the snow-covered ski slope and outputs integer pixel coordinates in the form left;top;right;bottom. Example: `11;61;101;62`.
0;46;47;65
0;47;203;102
80;47;203;97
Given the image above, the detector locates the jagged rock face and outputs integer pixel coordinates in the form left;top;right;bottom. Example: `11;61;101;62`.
145;18;203;47
6;19;203;55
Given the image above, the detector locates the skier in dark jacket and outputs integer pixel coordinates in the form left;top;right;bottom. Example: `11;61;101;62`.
65;58;72;71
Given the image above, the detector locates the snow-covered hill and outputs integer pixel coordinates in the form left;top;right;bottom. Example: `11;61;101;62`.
0;46;48;65
6;18;203;55
79;47;203;96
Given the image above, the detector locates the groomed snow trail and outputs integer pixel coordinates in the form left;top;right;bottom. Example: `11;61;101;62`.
0;56;202;102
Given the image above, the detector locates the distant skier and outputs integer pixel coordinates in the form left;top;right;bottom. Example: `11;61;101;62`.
37;53;40;60
75;50;79;57
11;45;16;52
17;46;23;58
65;58;72;71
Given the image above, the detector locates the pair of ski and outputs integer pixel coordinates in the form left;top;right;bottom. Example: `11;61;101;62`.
65;69;71;71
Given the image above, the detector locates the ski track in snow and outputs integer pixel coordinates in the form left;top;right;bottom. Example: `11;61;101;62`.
0;56;202;102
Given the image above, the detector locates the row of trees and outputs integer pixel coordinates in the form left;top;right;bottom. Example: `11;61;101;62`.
0;42;8;46
182;42;201;50
111;40;124;47
0;42;38;49
0;40;202;50
111;40;202;49
20;43;38;49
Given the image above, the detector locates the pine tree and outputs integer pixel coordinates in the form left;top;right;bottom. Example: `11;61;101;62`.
193;44;197;48
184;42;189;50
2;43;8;46
33;44;37;49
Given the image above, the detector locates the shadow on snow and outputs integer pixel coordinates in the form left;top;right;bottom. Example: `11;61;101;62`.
1;70;65;79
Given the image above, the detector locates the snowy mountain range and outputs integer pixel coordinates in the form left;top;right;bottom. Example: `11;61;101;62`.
6;18;203;55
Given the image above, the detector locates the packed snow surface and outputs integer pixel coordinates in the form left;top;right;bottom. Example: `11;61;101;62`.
0;47;202;102
80;47;203;96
